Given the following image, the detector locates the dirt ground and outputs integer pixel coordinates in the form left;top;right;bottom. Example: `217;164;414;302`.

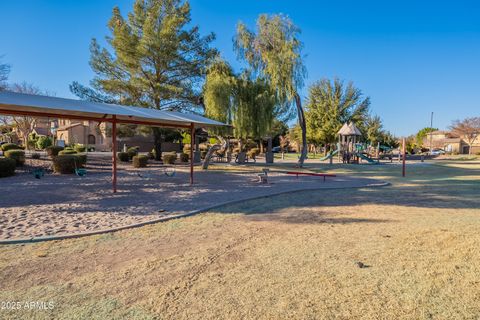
1;161;480;319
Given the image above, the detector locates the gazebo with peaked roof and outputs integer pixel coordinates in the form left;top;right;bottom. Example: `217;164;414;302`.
0;91;228;192
337;122;362;156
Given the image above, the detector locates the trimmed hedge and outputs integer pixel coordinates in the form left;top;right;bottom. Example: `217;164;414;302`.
163;154;176;165
58;149;78;155
117;152;130;162
36;136;52;150
74;144;86;153
1;143;23;152
52;154;86;174
127;146;139;160
180;152;189;162
0;158;16;177
4;150;25;166
133;155;148;168
46;146;64;157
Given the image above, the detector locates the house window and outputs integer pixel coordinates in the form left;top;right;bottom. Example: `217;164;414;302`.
88;134;96;145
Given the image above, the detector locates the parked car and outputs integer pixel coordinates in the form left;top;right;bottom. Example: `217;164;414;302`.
272;146;281;153
430;149;446;155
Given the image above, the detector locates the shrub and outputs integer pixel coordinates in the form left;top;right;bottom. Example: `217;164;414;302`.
52;155;86;174
147;152;155;160
0;158;16;177
4;150;25;166
1;143;22;152
76;153;87;166
133;155;148;168
117;152;130;162
58;149;77;155
247;148;259;158
74;144;86;153
180;152;189;162
163;154;176;164
36;136;53;150
27;139;37;149
31;153;41;160
127;146;139;160
46;146;64;157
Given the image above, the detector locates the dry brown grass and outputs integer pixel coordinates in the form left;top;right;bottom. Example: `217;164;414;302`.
1;161;480;319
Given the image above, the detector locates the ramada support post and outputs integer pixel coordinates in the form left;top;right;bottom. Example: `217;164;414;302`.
190;122;195;185
112;115;117;193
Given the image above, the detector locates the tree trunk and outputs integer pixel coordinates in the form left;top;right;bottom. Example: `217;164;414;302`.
153;128;163;161
294;93;307;167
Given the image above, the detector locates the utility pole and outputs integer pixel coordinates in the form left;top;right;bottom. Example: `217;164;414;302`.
429;112;434;155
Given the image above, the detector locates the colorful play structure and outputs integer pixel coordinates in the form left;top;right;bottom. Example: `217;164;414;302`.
319;122;395;164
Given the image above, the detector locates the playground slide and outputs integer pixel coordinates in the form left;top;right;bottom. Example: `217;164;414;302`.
319;149;339;161
357;152;377;164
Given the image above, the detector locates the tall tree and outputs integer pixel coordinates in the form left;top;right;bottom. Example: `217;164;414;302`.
0;57;9;91
450;117;480;155
76;0;216;159
234;14;308;166
415;127;438;147
203;59;276;145
304;78;370;148
365;115;384;145
202;58;236;137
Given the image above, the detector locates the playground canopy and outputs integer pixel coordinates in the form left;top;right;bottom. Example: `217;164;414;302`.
337;122;362;136
0;91;228;192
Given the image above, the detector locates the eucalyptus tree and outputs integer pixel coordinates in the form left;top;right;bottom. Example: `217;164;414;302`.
73;0;217;159
234;14;308;166
305;78;370;148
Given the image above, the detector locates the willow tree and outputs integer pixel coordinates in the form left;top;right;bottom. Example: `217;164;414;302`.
235;14;308;166
305;78;370;148
76;0;216;159
203;58;236;137
203;59;276;149
232;73;276;143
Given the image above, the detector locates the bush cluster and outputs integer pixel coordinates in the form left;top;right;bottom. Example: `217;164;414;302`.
117;152;130;162
46;146;64;157
36;136;53;150
133;155;148;168
74;144;86;153
163;153;177;165
52;154;86;174
4;150;26;166
180;152;189;162
127;146;139;160
58;149;77;155
0;158;16;177
1;143;23;152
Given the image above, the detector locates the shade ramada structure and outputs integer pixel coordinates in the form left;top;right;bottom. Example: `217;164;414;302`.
0;91;228;192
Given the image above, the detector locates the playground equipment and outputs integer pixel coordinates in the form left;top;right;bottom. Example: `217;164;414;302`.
319;149;339;161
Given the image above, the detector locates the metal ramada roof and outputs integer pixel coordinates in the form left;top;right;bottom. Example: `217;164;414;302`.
0;91;227;129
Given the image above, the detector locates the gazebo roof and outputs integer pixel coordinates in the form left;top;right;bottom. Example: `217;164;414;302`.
337;122;362;136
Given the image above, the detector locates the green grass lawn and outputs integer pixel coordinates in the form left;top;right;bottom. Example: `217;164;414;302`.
1;161;480;319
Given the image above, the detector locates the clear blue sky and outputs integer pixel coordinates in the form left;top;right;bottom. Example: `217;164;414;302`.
1;0;479;136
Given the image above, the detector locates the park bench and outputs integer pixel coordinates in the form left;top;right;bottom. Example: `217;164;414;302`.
285;171;336;182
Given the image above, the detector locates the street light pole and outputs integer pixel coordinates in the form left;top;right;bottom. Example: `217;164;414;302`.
429;112;434;155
